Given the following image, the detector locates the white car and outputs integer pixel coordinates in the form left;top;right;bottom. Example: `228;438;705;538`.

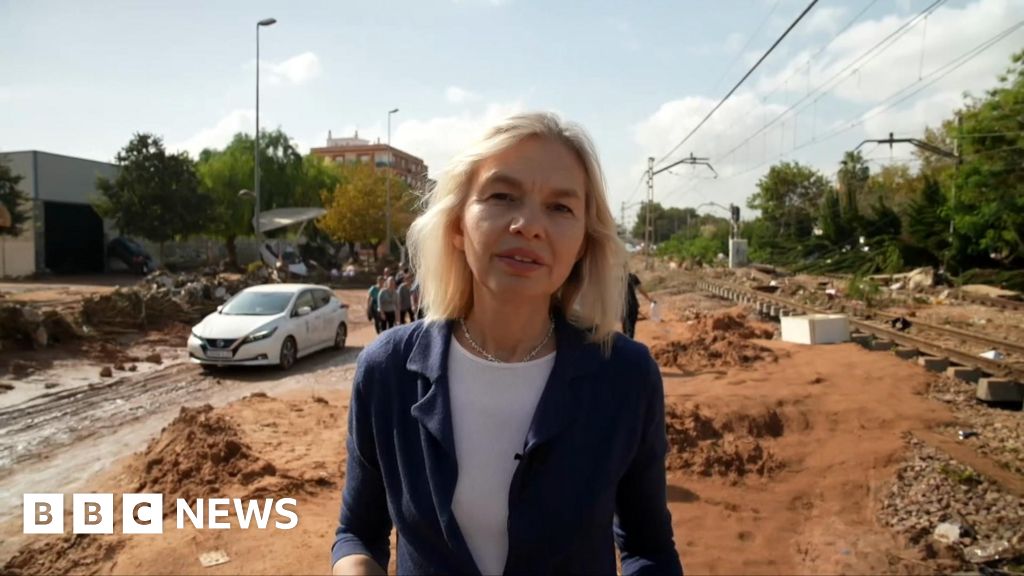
188;284;348;370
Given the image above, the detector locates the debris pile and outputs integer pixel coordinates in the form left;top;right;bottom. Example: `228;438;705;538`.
664;403;784;481
651;309;777;373
880;435;1024;570
0;271;263;351
0;304;85;349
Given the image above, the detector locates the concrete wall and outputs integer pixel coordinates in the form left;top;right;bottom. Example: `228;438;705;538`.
33;152;118;205
0;152;36;200
0;152;38;277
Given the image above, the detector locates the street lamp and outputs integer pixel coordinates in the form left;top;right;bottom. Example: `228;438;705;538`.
254;17;277;241
385;107;399;257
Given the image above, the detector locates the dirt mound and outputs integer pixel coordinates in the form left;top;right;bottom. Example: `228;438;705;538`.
664;403;784;481
2;534;125;576
691;309;777;340
651;310;777;373
130;404;279;507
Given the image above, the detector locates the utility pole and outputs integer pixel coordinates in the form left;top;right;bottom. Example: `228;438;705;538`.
644;157;654;270
254;17;277;241
948;113;963;272
643;152;718;270
853;128;962;272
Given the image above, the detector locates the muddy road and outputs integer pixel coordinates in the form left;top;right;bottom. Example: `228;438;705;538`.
0;290;376;528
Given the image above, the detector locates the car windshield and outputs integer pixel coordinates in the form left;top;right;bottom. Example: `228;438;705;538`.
220;292;293;316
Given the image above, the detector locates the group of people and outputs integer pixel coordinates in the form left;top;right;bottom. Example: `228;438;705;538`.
366;266;421;333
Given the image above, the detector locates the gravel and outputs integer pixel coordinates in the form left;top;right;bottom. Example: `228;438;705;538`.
880;434;1024;570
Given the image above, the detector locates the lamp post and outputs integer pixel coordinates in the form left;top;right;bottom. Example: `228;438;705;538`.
254;17;277;241
385;107;399;257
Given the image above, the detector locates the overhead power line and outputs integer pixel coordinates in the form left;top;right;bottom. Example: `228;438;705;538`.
709;0;781;94
653;0;820;168
722;19;1024;181
717;0;948;165
756;0;880;105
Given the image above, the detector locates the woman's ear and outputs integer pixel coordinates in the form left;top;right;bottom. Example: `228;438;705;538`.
452;217;465;251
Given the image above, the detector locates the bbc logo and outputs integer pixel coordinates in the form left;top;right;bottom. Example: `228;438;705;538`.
24;493;299;533
24;493;164;535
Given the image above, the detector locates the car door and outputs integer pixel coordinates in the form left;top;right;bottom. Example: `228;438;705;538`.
305;286;329;344
290;290;317;351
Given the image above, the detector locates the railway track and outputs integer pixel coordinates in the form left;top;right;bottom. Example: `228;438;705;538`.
951;289;1024;312
693;276;1024;384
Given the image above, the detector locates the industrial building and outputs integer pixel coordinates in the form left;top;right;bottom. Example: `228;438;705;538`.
0;151;119;278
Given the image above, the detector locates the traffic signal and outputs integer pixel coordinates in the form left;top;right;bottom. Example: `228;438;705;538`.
730;204;740;223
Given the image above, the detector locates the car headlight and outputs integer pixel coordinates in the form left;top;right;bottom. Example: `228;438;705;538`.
243;326;278;344
191;328;202;339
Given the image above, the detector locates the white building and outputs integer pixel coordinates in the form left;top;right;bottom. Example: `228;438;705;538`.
0;151;119;278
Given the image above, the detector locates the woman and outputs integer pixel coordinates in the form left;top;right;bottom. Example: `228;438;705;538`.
377;277;398;331
332;113;682;575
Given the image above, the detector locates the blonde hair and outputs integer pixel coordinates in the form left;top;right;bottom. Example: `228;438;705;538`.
406;112;626;351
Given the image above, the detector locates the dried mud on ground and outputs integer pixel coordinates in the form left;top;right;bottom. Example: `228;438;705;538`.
650;308;778;374
3;393;347;576
3;285;1023;574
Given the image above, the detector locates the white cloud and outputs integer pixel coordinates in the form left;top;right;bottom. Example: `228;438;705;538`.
631;93;790;209
803;6;849;36
758;0;1023;105
392;101;526;175
168;109;254;157
861;90;963;138
445;86;479;104
263;52;322;85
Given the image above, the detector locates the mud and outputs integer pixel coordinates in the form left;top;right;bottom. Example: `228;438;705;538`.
665;403;784;481
651;309;778;373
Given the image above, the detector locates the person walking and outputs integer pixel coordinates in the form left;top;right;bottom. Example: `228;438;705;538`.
623;270;655;339
397;274;414;325
377;277;398;331
367;276;384;334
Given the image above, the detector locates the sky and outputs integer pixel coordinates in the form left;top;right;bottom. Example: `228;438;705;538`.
2;0;1022;228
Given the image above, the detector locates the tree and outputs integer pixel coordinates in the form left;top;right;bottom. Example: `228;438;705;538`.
819;187;848;245
631;202;664;242
318;162;416;257
950;49;1024;267
748;161;832;242
866;164;921;213
196;135;256;268
863;196;902;239
838;150;869;232
258;128;309;210
0;159;31;237
94;133;209;260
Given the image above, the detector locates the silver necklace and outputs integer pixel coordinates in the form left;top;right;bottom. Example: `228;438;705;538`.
460;317;554;363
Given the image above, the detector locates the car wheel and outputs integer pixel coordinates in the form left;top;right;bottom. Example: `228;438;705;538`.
334;323;347;350
278;336;297;371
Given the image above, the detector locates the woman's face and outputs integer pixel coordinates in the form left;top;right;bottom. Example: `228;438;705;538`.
454;136;587;304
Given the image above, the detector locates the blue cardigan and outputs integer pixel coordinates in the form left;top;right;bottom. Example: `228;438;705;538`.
332;315;683;575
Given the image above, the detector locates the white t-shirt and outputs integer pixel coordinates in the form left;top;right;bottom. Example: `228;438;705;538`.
447;336;556;576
